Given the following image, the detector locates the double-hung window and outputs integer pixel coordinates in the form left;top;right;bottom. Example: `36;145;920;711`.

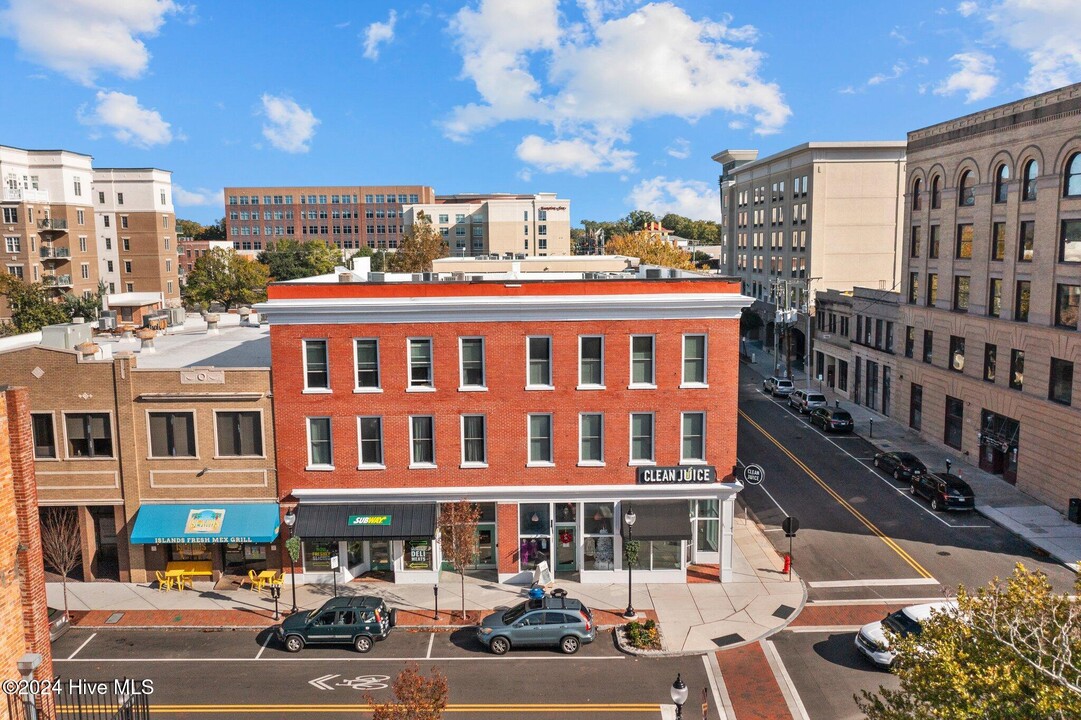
630;336;655;387
630;413;655;463
459;338;486;389
682;335;707;386
528;414;553;465
461;415;487;466
579;413;604;465
578;336;604;388
681;412;706;462
354;339;380;391
527;337;552;388
66;413;113;458
408;338;434;389
31;413;56;459
307;417;333;468
303;340;329;391
215;411;263;456
149;411;196;457
357;417;384;467
410;416;436;466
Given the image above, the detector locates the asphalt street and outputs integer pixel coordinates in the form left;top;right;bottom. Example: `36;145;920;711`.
51;627;716;718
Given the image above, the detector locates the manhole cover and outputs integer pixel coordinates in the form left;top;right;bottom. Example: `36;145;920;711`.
712;633;744;647
105;612;124;624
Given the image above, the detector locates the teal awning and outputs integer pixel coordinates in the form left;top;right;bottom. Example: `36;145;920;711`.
129;503;280;544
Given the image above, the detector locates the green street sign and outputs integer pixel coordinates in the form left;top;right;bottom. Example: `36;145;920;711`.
348;515;392;526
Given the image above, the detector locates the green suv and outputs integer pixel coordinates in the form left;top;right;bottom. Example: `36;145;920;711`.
276;596;397;653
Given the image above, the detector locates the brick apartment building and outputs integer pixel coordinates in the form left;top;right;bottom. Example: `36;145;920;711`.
0;387;53;713
258;260;751;585
0;319;278;584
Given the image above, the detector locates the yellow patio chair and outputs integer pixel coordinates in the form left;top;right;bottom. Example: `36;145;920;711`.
269;571;284;588
175;572;193;590
247;569;265;592
155;570;172;592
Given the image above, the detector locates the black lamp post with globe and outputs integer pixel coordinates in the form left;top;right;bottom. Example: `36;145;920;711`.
671;674;688;719
283;509;299;615
623;507;637;619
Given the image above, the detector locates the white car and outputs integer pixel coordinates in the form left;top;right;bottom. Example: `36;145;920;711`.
763;377;795;397
855;601;958;669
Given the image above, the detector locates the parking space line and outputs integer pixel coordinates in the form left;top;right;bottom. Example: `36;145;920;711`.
762;639;811;720
255;634;272;660
58;655;625;663
426;634;434;659
66;633;97;660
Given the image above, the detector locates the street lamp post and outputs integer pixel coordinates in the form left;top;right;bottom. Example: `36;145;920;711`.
623;507;637;619
283;509;298;615
671;673;688;719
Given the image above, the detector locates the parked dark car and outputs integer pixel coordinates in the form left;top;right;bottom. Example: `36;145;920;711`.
477;595;595;655
873;451;928;481
910;472;975;511
48;607;69;641
809;407;854;433
276;596;396;653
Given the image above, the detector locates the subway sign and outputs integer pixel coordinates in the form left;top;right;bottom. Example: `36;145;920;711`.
348;515;392;526
636;466;717;484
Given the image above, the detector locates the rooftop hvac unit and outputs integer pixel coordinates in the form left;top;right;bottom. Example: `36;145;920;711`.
515;253;527;260
167;307;186;326
41;322;92;350
669;269;679;278
338;272;354;283
645;268;662;279
422;272;434;281
98;315;116;331
368;272;385;283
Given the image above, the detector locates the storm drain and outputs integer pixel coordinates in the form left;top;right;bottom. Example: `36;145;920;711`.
712;633;744;647
105;612;124;624
773;604;796;619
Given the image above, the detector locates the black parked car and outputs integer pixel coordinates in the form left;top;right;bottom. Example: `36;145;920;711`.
910;472;975;511
808;407;854;433
276;596;396;653
873;452;928;481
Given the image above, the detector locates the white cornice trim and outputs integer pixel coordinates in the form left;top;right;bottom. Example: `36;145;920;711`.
255;293;752;325
291;483;742;503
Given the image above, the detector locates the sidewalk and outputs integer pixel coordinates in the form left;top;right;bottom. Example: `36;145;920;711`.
47;517;806;655
743;344;1081;570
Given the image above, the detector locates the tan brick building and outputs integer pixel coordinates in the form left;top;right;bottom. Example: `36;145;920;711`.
0;320;278;583
896;82;1081;511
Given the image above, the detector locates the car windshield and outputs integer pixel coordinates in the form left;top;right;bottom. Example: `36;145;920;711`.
808;394;825;402
883;609;923;637
502;602;530;625
778;380;793;386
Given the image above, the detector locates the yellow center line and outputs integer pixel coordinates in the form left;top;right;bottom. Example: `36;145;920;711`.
739;409;934;579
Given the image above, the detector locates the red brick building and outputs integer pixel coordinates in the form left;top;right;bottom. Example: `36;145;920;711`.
259;262;750;584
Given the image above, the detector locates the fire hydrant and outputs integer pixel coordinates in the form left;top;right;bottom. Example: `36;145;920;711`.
782;554;792;575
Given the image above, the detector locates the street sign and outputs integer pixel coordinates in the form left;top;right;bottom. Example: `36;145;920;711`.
330;555;340;570
743;464;765;486
782;516;800;537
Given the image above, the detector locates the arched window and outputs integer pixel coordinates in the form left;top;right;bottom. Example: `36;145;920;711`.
912;178;922;210
1065;153;1081;197
958;171;975;207
1022;160;1038;201
994;164;1009;204
931;176;942;209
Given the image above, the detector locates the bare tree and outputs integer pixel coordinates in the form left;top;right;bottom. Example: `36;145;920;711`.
437;501;481;621
40;507;82;619
364;662;448;720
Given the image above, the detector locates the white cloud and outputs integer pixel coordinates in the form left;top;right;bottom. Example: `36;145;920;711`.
78;91;173;147
260;94;319;153
934;51;998;102
446;1;789;174
666;137;691;159
516;134;636;174
728;120;746;130
986;0;1081;93
627;176;721;221
889;27;910;45
363;10;397;60
838;86;858;95
0;0;178;85
173;185;221;207
868;62;908;86
957;1;979;16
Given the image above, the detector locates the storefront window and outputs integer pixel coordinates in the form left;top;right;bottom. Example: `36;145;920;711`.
695;499;719;553
555;502;577;523
303;541;334;572
519;537;550;570
583;502;614;570
476;502;496;523
403;539;433;571
648;541;681;570
519;504;549;534
347;541;364;568
169;543;211;562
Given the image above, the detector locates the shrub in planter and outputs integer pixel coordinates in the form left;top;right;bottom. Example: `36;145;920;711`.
623;618;661;650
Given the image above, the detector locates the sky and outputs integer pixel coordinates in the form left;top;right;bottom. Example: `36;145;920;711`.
1;0;1079;227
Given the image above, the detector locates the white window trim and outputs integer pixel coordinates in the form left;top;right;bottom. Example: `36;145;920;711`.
525;336;554;390
628;411;656;466
460;414;489;468
458;337;488;391
680;333;709;388
407;337;436;391
30;411;60;462
211;408;266;459
577;335;606;390
352;337;382;393
356;415;385;470
679;411;708;464
61;410;117;461
628;335;657;389
577;412;605;467
408;415;437;469
305;416;334;471
302;339;332;394
526;413;555;467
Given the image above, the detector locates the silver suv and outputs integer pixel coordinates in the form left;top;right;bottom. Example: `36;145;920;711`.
788;389;828;413
763;376;795;397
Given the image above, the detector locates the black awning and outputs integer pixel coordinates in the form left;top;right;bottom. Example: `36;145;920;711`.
296;503;436;540
621;500;692;541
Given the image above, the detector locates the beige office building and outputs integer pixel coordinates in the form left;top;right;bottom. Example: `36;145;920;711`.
1;146;100;318
896;82;1081;511
404;193;571;257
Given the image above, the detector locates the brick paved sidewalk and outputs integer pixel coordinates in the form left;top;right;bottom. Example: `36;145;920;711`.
715;642;793;720
787;603;901;627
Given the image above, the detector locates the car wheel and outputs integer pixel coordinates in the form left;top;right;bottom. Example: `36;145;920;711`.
354;635;373;653
893;470;902;481
388;608;398;628
489;636;510;655
909;482;918;496
560;635;581;655
931;498;941;512
284;635;304;653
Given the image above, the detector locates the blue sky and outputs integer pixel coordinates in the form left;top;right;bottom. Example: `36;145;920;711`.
1;0;1078;226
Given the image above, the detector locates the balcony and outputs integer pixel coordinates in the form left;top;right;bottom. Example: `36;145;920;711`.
38;218;68;233
2;187;50;203
42;274;73;288
40;246;71;260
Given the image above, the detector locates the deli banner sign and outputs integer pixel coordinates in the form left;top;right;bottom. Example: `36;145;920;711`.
636;465;717;484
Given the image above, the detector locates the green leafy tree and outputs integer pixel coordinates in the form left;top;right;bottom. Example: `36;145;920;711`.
61;281;107;321
0;274;69;336
388;212;447;272
623;210;657;231
257;239;341;281
182;247;270;309
195;218;226;240
857;564;1081;720
605;231;693;270
176;218;204;238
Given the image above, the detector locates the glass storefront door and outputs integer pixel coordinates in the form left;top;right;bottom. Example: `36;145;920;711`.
474;524;495;568
369;540;392;571
555;525;576;573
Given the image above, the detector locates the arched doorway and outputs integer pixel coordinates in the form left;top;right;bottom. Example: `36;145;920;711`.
787;327;806;371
